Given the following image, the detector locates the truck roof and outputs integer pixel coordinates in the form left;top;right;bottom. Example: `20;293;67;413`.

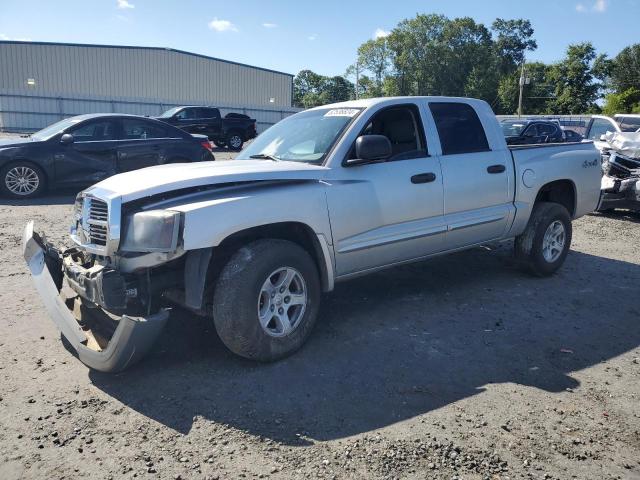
309;96;489;110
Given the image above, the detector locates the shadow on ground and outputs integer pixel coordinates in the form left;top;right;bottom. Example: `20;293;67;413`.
90;244;640;445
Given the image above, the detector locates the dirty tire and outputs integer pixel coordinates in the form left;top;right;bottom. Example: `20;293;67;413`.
212;239;321;361
0;161;46;199
515;201;572;277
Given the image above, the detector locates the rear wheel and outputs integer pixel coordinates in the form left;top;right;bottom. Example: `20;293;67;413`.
515;202;572;276
0;162;46;199
226;133;243;151
212;239;321;361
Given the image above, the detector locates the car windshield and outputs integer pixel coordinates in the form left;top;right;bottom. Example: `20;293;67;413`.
501;120;527;136
237;107;362;163
31;116;87;140
158;107;182;119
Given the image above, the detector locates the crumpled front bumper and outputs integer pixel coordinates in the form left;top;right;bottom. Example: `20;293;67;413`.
598;176;640;211
22;221;169;373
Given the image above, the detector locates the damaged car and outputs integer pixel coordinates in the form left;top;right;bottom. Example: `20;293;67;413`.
23;96;601;372
598;131;640;212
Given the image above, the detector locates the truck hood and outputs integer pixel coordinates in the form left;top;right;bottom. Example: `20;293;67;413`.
86;160;329;203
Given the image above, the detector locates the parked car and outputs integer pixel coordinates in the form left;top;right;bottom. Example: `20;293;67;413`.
0;114;214;199
23;96;601;372
156;106;257;150
584;114;640;151
501;119;565;145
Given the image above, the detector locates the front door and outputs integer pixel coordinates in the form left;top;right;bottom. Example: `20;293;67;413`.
327;104;445;276
428;101;513;250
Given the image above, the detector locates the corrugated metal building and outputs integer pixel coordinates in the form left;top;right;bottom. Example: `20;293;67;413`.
0;41;298;133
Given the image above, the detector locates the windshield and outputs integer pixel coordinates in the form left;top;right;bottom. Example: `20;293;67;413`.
237;107;362;163
158;107;182;119
31;116;86;140
501;120;527;136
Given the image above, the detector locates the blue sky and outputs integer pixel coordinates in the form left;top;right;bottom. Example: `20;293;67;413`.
0;0;638;76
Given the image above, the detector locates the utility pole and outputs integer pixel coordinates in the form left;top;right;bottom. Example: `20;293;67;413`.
355;61;360;100
517;60;526;118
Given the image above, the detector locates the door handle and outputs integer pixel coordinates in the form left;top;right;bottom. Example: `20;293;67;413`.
118;151;127;158
411;173;436;184
487;164;506;174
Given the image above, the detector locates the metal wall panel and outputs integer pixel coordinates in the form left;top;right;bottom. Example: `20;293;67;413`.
0;41;298;133
0;41;293;107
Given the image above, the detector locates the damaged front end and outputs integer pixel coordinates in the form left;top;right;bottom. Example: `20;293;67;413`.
597;132;640;212
23;221;169;372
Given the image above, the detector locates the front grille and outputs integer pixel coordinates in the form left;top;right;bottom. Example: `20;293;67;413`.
87;198;108;246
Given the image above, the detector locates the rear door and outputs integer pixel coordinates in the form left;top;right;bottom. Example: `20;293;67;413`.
428;101;514;249
116;118;172;172
54;119;119;185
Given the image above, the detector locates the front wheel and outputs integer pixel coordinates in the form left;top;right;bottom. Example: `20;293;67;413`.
514;202;572;277
212;239;321;361
1;162;46;198
226;133;244;151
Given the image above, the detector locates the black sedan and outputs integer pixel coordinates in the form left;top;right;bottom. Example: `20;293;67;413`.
0;114;214;198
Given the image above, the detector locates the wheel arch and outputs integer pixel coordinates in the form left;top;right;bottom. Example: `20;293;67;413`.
183;221;334;313
533;179;577;218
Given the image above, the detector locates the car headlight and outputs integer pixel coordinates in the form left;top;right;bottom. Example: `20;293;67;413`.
120;210;181;253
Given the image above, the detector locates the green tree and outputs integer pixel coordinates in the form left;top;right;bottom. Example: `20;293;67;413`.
491;18;537;75
293;70;354;107
356;37;392;97
609;44;640;93
548;43;604;114
602;88;640;115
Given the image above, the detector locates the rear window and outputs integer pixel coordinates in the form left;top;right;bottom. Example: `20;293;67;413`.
429;102;490;155
618;116;640;132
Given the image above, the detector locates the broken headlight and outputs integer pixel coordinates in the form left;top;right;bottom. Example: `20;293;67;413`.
120;210;181;253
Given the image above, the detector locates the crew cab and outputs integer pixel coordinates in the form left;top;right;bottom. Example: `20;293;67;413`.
23;97;601;372
156;106;257;150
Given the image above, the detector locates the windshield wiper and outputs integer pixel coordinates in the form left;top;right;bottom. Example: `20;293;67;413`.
249;153;282;162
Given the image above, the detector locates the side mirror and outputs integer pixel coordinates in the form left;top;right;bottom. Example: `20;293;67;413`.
60;133;74;145
599;134;607;142
346;135;392;166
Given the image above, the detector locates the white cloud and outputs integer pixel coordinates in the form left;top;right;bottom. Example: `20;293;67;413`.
374;28;391;39
0;33;32;41
308;33;318;41
262;22;277;28
593;0;607;11
208;17;238;32
576;0;607;12
117;0;134;9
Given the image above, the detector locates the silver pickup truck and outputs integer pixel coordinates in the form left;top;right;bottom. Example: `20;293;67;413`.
23;97;602;372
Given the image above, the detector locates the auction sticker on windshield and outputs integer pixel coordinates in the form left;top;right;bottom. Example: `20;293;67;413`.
324;109;360;117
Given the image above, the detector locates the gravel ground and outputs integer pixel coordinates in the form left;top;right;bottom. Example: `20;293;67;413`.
0;143;639;479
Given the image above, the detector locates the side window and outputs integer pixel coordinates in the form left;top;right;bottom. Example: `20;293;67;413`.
122;119;168;140
522;124;538;137
587;119;616;140
429;102;490;155
618;116;640;132
175;108;195;120
201;108;220;119
538;124;556;136
352;105;427;161
70;121;117;142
